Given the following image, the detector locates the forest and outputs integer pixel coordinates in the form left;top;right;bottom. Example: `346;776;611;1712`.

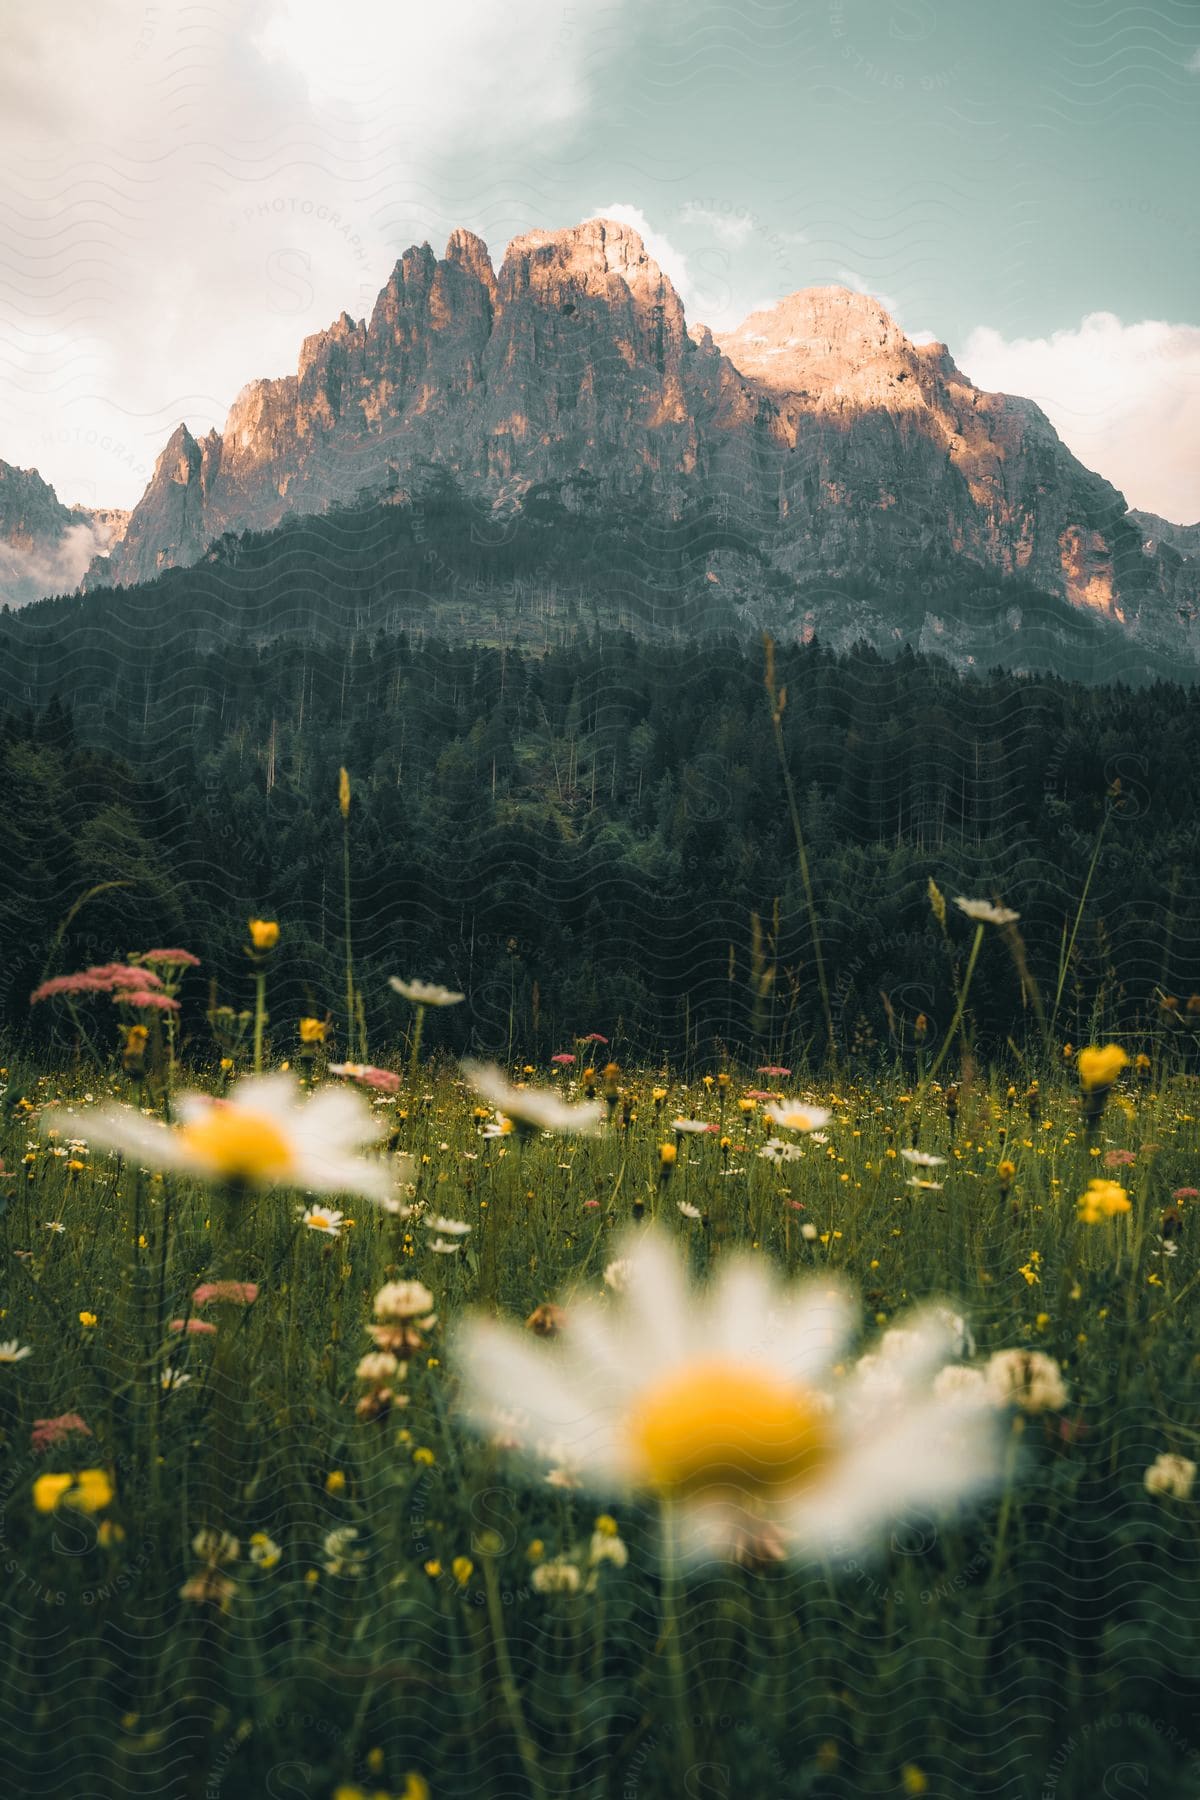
2;569;1198;1066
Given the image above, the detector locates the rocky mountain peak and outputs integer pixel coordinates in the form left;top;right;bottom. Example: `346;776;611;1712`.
445;228;496;294
715;286;923;404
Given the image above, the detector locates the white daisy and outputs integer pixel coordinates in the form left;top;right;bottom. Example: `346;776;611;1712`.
301;1205;344;1237
44;1074;392;1204
423;1215;471;1236
42;1221;67;1233
764;1101;832;1133
758;1138;804;1164
900;1150;946;1168
906;1177;944;1192
463;1062;603;1137
671;1118;714;1135
161;1367;192;1391
388;977;465;1007
452;1228;1001;1562
677;1201;703;1220
953;897;1020;926
0;1340;32;1364
428;1237;465;1254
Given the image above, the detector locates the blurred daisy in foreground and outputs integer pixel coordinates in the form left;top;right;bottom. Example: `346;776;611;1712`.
44;1074;392;1203
388;978;465;1007
953;898;1020;926
452;1229;1001;1562
764;1100;831;1133
463;1062;603;1137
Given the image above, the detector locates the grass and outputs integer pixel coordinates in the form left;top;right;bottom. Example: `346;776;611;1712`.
2;1046;1200;1799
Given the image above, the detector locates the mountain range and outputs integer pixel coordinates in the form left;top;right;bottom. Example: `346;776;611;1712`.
3;216;1197;671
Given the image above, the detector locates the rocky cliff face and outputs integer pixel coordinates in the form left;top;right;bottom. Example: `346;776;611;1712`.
85;218;1200;663
0;460;127;608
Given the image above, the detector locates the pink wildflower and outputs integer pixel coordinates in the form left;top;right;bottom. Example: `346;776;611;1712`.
1103;1149;1137;1168
193;1281;259;1308
169;1318;217;1335
328;1062;403;1094
113;989;181;1011
757;1065;792;1076
31;963;164;1005
579;1033;609;1045
1172;1187;1199;1201
550;1053;576;1066
31;1413;92;1454
137;949;201;968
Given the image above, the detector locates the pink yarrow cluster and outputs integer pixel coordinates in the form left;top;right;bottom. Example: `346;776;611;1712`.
192;1281;259;1308
30;963;180;1012
328;1062;403;1094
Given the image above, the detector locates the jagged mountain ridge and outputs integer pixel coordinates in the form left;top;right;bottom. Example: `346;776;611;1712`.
0;459;128;610
31;216;1200;664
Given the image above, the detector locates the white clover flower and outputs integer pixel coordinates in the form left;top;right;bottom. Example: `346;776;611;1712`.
530;1557;583;1594
374;1281;433;1321
1144;1453;1196;1500
985;1349;1068;1414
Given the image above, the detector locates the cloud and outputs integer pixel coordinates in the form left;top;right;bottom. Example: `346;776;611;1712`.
678;203;755;249
0;2;628;512
1;519;111;610
1188;48;1200;72
959;313;1200;524
592;202;695;301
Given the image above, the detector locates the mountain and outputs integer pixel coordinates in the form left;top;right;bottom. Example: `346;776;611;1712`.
0;459;128;609
77;217;1199;667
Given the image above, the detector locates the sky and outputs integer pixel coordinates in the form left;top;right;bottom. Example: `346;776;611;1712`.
2;0;1198;529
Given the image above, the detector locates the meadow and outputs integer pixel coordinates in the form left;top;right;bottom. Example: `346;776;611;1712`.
2;932;1199;1800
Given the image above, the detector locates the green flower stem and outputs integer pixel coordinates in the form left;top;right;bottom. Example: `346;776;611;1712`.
658;1495;697;1774
252;968;267;1076
920;923;984;1094
481;1546;547;1800
408;1003;426;1086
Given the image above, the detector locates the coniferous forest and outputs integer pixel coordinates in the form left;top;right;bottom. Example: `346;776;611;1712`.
1;483;1197;1069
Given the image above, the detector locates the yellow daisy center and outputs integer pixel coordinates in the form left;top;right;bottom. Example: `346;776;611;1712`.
626;1359;833;1495
178;1108;296;1186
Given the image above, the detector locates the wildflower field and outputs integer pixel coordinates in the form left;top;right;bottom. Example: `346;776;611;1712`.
3;925;1200;1800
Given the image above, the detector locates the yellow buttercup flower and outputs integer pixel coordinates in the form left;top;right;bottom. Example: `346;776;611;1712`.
1077;1045;1128;1092
451;1556;474;1586
1077;1179;1131;1225
33;1468;113;1514
248;918;280;951
298;1017;327;1045
658;1142;678;1170
79;1311;98;1328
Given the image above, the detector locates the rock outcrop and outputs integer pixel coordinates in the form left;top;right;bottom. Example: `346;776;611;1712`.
83;218;1199;662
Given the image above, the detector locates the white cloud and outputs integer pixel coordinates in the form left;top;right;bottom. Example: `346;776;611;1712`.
0;2;627;513
591;202;695;301
959;313;1200;524
678;203;755;248
596;200;786;331
1;519;111;608
1188;48;1200;72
